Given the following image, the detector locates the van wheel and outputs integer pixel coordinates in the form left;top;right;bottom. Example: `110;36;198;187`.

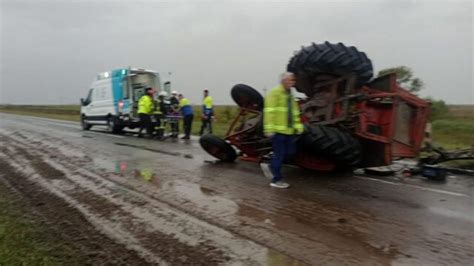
106;117;122;134
81;116;92;130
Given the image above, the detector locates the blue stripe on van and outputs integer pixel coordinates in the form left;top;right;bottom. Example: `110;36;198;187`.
111;68;129;114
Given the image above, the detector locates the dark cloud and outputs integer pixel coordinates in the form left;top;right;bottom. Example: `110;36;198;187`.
1;0;472;104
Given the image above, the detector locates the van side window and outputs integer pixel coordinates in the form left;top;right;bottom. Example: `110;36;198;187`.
122;78;130;99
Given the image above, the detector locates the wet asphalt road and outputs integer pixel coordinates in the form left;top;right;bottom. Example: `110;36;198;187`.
0;113;473;265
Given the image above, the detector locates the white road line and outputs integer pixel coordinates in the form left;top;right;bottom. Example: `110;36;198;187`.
36;120;125;139
0;114;79;129
2;114;126;139
0;113;78;125
355;175;470;198
23;116;78;125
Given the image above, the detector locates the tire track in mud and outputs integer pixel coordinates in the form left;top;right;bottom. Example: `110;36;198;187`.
4;127;473;265
0;133;277;265
0;157;148;265
1;131;396;265
4;131;324;264
0;144;169;264
2;130;387;264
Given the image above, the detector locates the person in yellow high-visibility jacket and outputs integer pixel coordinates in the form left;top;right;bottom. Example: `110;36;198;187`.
263;72;304;189
137;87;155;137
199;89;214;135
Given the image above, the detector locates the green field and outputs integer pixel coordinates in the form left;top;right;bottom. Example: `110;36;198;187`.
0;104;473;149
0;183;79;264
0;105;81;122
430;105;474;149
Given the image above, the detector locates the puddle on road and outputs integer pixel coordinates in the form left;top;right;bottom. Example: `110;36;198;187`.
170;180;239;216
114;142;194;159
428;206;474;222
53;144;87;159
90;156;243;220
86;153;398;264
92;158;160;184
133;168;155;182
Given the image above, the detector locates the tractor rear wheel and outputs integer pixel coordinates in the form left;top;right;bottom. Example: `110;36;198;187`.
300;125;362;166
287;41;373;96
199;134;237;162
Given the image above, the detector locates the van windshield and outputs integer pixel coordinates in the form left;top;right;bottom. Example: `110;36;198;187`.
83;89;93;105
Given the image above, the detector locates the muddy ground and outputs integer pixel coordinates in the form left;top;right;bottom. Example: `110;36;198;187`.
0;157;148;265
0;113;473;265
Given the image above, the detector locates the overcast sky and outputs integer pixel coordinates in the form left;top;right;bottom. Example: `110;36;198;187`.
0;0;472;105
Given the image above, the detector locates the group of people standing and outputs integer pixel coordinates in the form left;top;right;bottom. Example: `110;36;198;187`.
137;72;302;189
137;89;214;140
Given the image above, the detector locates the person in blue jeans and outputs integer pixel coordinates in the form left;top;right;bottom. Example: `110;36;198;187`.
263;72;304;188
200;89;214;135
178;94;194;140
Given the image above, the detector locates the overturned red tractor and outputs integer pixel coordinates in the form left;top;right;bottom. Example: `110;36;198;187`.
200;42;429;171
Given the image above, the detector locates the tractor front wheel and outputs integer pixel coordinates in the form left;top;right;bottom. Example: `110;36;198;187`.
199;134;237;162
231;84;264;111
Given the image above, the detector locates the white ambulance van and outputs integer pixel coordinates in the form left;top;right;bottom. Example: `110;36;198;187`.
80;67;170;133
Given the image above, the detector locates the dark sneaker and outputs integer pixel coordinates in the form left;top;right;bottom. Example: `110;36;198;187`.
270;181;290;189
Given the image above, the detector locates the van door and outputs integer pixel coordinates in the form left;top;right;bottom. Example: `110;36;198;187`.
91;80;115;120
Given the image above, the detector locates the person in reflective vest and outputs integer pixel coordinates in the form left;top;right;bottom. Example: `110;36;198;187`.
199;89;214;135
153;91;168;139
178;94;194;140
137;87;155;138
263;72;304;189
169;91;180;138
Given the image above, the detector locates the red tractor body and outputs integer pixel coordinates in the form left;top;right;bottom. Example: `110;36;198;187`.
200;42;429;171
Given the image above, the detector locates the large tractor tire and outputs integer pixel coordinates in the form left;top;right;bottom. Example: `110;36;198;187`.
287;41;373;96
300;125;362;166
231;84;264;111
200;134;237;162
